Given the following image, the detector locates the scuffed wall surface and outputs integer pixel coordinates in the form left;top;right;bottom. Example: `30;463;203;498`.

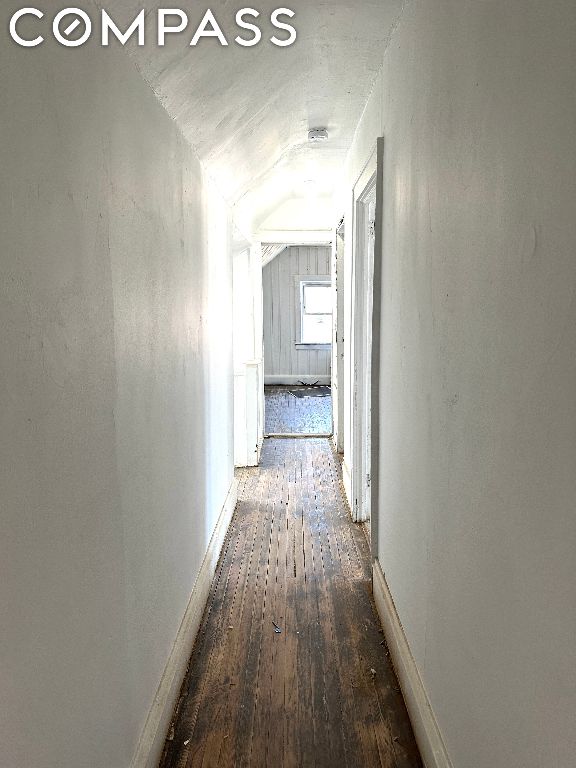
0;27;233;768
341;1;576;766
263;245;331;380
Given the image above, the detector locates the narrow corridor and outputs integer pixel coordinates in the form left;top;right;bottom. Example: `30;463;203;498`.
160;438;421;768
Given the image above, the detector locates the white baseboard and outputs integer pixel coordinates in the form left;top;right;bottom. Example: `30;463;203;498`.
131;477;239;768
342;459;352;509
372;560;453;768
264;375;331;386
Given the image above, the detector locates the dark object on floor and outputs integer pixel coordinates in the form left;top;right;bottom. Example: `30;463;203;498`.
289;386;331;398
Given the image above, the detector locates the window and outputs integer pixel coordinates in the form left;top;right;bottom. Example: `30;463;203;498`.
299;280;332;345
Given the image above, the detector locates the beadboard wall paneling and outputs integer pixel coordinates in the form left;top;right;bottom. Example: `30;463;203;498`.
263;245;331;380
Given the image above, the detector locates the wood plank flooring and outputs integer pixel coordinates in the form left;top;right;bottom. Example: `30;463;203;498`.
160;438;422;768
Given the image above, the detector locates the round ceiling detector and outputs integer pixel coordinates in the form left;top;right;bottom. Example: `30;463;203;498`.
308;128;329;142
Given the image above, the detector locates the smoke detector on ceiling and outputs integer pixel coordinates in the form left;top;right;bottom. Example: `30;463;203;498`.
308;128;329;142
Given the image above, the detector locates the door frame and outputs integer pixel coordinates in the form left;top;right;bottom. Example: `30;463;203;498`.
348;138;384;555
369;138;385;557
233;236;265;467
332;219;346;453
351;165;376;524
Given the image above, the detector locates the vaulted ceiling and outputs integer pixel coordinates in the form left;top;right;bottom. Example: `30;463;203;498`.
106;0;402;232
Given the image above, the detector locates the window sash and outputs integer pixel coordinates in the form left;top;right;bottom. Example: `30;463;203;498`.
299;279;332;345
303;283;331;315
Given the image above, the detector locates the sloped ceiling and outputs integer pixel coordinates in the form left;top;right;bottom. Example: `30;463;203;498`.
105;0;402;232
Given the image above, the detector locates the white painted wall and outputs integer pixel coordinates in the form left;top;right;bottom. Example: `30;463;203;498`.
339;1;576;766
263;245;331;383
0;29;234;768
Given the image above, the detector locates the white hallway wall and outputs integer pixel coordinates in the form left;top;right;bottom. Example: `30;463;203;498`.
339;1;576;766
0;25;234;768
263;245;331;384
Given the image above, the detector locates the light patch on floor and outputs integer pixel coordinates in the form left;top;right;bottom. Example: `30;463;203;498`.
265;386;333;435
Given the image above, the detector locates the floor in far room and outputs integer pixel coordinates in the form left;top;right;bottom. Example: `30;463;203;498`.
264;385;333;435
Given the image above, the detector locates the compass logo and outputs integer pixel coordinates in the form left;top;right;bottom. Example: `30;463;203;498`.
9;7;297;48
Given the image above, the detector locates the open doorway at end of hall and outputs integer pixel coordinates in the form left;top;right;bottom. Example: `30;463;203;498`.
262;243;333;437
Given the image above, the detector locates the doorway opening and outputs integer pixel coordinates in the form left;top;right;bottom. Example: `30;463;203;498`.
262;243;334;437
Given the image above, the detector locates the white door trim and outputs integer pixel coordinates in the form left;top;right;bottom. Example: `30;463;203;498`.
350;159;377;523
369;137;385;557
332;221;346;454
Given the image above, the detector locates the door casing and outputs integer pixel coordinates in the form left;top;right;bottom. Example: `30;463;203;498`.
351;162;377;524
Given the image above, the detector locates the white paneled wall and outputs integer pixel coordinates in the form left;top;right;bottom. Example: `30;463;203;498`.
263;245;331;384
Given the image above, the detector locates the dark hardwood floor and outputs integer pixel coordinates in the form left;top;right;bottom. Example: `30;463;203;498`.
160;438;422;768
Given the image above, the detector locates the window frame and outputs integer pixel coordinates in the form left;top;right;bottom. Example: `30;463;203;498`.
294;275;332;349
